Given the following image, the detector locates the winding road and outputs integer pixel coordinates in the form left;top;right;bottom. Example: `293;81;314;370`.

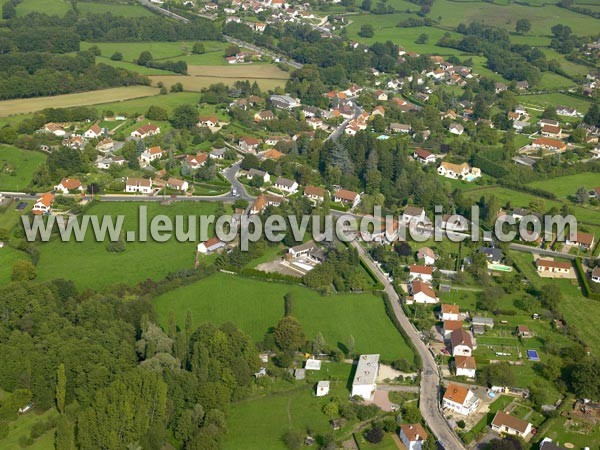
350;240;465;450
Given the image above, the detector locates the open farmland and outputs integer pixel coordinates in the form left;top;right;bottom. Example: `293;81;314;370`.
35;201;224;289
0;146;47;191
516;93;594;113
15;0;71;17
154;272;415;361
76;1;153;16
527;173;600;200
0;86;159;117
80;41;228;63
149;64;290;91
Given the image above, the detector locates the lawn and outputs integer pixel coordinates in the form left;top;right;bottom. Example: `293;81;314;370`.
154;272;415;361
0;146;47;191
517;93;594;113
16;0;71;16
536;71;576;90
0;409;58;450
35;201;224;289
0;246;30;286
0;86;159;117
527;173;600;200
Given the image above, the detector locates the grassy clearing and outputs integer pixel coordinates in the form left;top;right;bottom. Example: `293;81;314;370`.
91;91;200;116
81;41;227;63
539;48;591;77
527;173;600;199
35;201;223;289
16;0;71;16
154;272;415;361
95;58;175;75
537;71;577;90
429;0;600;36
0;86;159;117
0;246;30;286
76;1;154;16
517;93;593;112
0;409;57;450
0;146;47;191
224;365;353;450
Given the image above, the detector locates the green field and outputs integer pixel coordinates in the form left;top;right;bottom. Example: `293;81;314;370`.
537;71;577;90
96;58;175;75
0;146;47;191
154;272;415;361
0;246;30;285
76;1;153;16
35;201;223;289
528;173;600;199
517;93;594;113
16;0;71;16
0;409;57;450
429;0;600;36
224;366;351;450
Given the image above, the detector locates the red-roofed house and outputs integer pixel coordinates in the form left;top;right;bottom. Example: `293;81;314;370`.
333;189;361;209
409;265;433;282
54;177;84;194
413;148;436;165
32;193;54;215
131;123;160;139
197;236;226;254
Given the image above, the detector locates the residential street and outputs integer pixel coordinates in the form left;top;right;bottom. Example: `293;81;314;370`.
351;240;466;450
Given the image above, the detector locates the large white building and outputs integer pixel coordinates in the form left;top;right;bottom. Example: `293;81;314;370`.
351;354;379;400
443;382;480;416
491;411;532;438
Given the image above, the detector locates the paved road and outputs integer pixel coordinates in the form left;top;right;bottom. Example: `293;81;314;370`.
351;240;465;450
223;35;303;69
509;243;579;260
137;0;190;22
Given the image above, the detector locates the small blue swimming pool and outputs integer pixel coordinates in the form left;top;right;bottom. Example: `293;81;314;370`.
377;135;390;140
527;350;540;361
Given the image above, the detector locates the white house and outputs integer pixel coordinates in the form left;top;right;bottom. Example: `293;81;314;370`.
443;321;463;340
408;280;438;304
197;236;226;254
399;424;428;450
454;355;476;378
409;265;433;282
43;123;66;137
556;106;579;117
414;148;436;165
304;186;327;203
592;267;600;283
54;177;84;194
402;206;426;224
351;354;379;400
417;247;437;266
491;411;532;438
83;124;102;139
140;146;163;164
274;177;298;194
239;136;261;152
440;304;460;322
166;177;189;192
451;329;474;357
130;123;160;139
198;115;218;128
316;381;330;397
247;169;270;184
334;189;361;209
443;383;480;415
32;193;54;215
449;123;464;135
438;162;481;181
125;177;152;194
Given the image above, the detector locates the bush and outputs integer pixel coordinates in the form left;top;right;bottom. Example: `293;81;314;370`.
110;51;123;61
365;426;384;444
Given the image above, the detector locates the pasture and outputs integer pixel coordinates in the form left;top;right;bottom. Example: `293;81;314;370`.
76;1;154;16
16;0;71;17
527;173;600;199
153;272;416;361
0;146;47;191
80;41;227;63
429;0;600;36
516;93;594;113
96;59;175;75
90;91;200;117
0;86;159;117
0;247;30;286
34;201;224;289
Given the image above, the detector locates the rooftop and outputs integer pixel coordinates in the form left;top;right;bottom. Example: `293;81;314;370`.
352;354;379;387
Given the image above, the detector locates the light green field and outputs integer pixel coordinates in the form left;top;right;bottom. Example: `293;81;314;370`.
154;272;415;361
0;146;47;191
16;0;71;16
0;246;30;286
91;91;200;116
0;409;57;450
76;1;154;16
539;48;591;77
537;71;577;90
35;201;223;289
224;365;353;450
81;41;227;63
429;0;600;36
528;173;600;199
517;93;594;113
95;58;175;75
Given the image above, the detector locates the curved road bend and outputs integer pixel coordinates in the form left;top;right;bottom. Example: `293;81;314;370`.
350;241;465;450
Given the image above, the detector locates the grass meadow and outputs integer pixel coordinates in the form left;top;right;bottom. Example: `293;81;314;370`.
154;272;416;361
76;1;154;16
0;146;47;191
0;408;57;450
80;41;229;63
16;0;71;17
527;173;600;199
516;93;594;113
34;201;224;289
0;86;159;117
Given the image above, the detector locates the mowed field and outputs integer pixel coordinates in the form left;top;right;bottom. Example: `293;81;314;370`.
35;201;224;289
154;272;415;361
80;41;228;63
149;64;290;92
0;86;159;117
528;173;600;199
16;0;71;16
0;145;47;191
517;93;594;113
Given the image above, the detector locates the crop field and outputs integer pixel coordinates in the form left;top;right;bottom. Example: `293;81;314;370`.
154;272;415;361
149;64;290;91
35;201;224;289
0;86;159;117
0;146;47;191
429;0;600;36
